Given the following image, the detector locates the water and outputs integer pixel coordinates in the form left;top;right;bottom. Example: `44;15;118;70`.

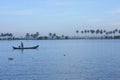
0;40;120;80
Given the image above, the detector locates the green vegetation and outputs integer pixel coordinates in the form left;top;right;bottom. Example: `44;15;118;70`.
76;29;120;39
0;32;69;40
1;29;120;40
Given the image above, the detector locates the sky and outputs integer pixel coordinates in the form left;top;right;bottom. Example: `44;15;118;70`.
0;0;120;35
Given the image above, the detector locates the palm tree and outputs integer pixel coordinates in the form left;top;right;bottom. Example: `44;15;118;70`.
90;29;95;34
49;33;52;39
76;30;79;38
9;33;13;39
84;30;87;33
81;31;84;34
76;30;79;33
61;35;65;39
31;32;39;39
87;30;89;33
53;33;56;37
96;29;100;34
115;29;118;32
26;33;30;39
103;30;106;33
112;31;115;34
100;30;103;34
31;34;34;39
119;30;120;34
53;33;56;39
36;32;39;37
1;33;4;37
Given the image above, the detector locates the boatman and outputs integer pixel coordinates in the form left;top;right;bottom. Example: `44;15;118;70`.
21;42;24;48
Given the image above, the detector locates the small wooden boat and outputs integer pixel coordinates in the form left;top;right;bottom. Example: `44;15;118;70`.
13;45;39;49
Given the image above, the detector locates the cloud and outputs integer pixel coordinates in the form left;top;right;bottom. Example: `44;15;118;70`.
0;10;40;15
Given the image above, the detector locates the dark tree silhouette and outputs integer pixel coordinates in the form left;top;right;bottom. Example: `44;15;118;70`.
76;30;79;34
62;35;65;39
49;33;52;39
81;31;84;34
76;30;79;38
53;33;56;39
26;33;30;39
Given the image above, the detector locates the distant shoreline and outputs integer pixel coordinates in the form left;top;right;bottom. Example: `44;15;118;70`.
0;38;120;40
1;29;120;40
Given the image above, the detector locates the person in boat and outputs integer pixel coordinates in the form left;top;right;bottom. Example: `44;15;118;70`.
21;42;24;48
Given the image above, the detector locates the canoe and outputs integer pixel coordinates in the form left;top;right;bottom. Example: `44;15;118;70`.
13;45;39;49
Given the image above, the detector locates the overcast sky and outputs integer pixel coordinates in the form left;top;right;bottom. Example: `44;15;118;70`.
0;0;120;35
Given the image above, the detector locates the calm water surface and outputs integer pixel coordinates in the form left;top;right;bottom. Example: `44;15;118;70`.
0;40;120;80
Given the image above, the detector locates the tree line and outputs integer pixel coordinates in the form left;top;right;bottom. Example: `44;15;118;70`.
76;29;120;39
0;32;69;40
25;32;68;40
1;29;120;40
0;33;13;40
0;33;13;37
